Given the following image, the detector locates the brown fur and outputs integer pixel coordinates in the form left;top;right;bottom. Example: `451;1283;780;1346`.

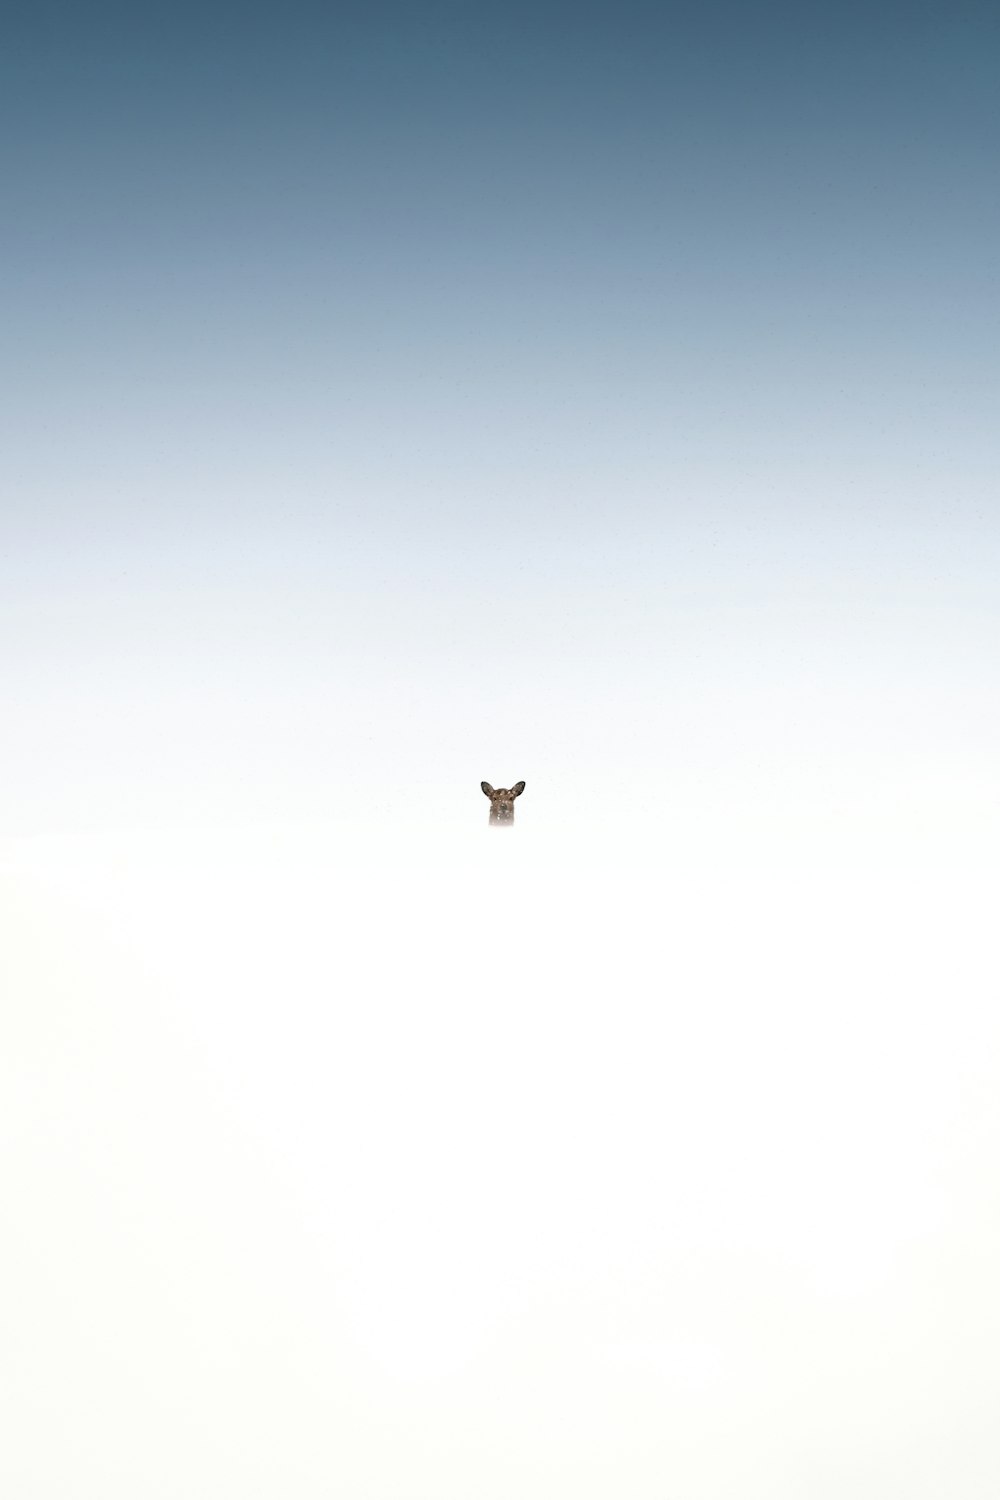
481;780;526;827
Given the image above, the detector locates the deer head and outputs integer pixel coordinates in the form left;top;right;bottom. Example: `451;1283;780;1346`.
481;780;525;827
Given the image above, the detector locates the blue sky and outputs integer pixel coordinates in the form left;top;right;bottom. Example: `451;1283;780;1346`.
3;1;996;837
6;1;996;539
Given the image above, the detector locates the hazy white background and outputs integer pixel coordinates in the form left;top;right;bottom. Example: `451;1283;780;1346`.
3;518;998;1497
3;1;999;1494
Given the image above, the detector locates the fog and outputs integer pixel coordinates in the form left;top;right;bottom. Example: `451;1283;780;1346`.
3;0;998;1481
4;783;998;1496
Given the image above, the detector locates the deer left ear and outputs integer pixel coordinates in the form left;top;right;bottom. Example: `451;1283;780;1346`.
481;782;495;798
511;781;525;797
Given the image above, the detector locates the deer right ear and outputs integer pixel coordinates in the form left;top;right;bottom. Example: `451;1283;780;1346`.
481;782;495;798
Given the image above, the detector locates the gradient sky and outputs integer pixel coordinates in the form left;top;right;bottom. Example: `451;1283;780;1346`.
3;4;999;1496
5;3;997;532
3;1;997;841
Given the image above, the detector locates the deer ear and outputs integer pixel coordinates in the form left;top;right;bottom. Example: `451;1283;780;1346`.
481;782;495;798
511;781;525;797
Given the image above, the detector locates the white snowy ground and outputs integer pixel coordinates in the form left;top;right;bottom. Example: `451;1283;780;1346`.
2;802;997;1500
